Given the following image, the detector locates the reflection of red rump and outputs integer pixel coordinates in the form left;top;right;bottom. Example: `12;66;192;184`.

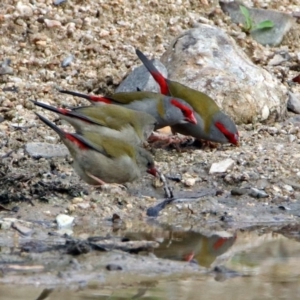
183;252;195;262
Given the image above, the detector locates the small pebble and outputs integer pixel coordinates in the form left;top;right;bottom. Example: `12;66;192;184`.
268;54;286;66
16;1;33;17
231;188;248;196
61;55;74;68
282;184;294;193
289;135;296;143
267;127;278;135
72;197;84;204
77;203;90;209
53;0;67;5
184;178;196;187
278;205;291;211
106;264;122;271
209;159;235;174
249;188;269;199
0;59;13;75
56;214;74;229
0;220;13;230
12;222;33;236
44;19;62;28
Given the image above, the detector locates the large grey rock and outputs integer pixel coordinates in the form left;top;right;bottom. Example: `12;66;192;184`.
116;59;167;93
220;1;294;46
161;25;288;124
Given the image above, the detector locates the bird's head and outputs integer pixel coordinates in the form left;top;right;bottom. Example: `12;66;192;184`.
170;99;197;125
213;112;239;146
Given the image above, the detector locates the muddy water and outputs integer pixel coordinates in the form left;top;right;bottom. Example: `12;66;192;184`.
1;225;300;300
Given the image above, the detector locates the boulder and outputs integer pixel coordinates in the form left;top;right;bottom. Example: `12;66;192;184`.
161;25;288;124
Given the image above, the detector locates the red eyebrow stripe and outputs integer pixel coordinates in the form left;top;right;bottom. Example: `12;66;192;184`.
170;99;189;111
215;121;239;145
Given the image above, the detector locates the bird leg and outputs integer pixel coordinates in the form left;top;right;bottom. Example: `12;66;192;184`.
85;171;127;192
195;139;219;149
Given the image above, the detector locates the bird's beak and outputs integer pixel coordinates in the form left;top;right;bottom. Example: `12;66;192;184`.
182;115;197;125
147;167;158;177
189;114;197;125
183;114;197;125
180;119;189;124
234;133;240;146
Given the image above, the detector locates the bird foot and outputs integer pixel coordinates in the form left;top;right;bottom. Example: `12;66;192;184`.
194;140;219;149
148;132;194;150
99;183;127;194
86;171;127;194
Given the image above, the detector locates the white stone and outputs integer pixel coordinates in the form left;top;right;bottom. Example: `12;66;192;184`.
275;144;284;152
16;2;33;17
289;135;296;143
56;214;74;229
268;54;286;66
44;19;62;28
282;184;294;193
77;203;91;209
209;158;234;174
0;219;15;230
261;105;270;120
184;178;196;187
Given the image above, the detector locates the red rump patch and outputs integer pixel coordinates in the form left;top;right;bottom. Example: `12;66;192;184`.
57;108;71;115
182;252;195;262
65;133;88;150
89;95;112;104
170;99;197;124
215;122;239;146
151;71;169;95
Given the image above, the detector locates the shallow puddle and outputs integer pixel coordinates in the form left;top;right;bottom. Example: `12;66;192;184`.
1;224;300;299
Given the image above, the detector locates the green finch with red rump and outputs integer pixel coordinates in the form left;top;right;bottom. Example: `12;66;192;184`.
35;113;157;186
58;90;197;129
135;49;239;146
32;100;156;145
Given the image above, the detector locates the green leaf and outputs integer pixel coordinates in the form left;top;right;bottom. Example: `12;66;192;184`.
255;20;274;30
239;5;252;31
239;5;250;19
